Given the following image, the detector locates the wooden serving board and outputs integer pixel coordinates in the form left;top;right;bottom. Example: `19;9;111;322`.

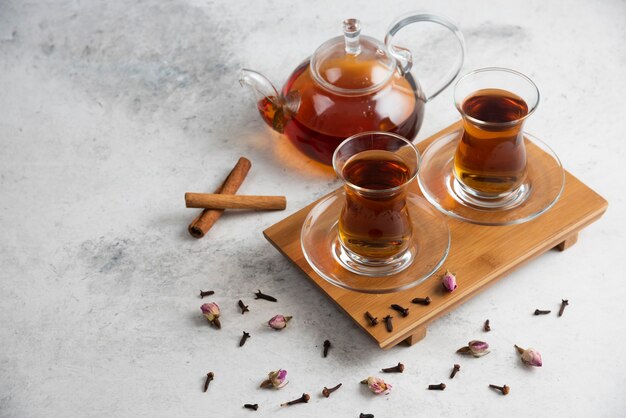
263;121;608;349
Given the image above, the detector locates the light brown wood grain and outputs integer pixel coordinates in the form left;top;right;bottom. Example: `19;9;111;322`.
263;121;608;349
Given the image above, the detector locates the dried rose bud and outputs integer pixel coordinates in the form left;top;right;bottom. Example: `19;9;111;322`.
268;315;292;330
201;302;221;329
360;376;392;395
260;369;288;389
442;270;457;292
457;340;490;357
515;345;542;367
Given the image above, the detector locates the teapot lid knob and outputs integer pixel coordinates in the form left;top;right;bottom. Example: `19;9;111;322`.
342;18;361;55
310;18;395;94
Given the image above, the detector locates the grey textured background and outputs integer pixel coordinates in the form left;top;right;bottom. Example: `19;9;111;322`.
1;0;624;417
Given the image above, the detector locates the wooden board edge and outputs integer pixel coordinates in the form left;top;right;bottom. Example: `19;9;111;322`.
377;201;608;349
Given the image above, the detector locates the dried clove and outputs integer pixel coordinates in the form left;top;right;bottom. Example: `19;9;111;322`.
489;384;510;395
534;309;551;315
428;383;446;390
450;364;460;379
254;290;277;302
390;304;409;317
203;372;214;392
484;319;491;332
365;311;379;326
238;300;249;314
322;383;342;398
243;403;258;411
381;362;404;373
239;331;250;347
360;414;375;418
199;290;215;298
411;296;431;305
323;340;331;358
383;315;393;332
280;393;310;407
559;299;569;317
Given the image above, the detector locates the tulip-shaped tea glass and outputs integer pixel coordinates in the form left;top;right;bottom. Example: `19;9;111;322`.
334;132;419;274
418;68;564;225
452;68;539;208
301;132;450;293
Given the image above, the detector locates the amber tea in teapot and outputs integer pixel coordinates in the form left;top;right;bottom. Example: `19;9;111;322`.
257;60;422;164
242;14;465;165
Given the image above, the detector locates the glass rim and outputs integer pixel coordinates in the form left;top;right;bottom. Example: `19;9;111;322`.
332;131;420;194
454;67;540;128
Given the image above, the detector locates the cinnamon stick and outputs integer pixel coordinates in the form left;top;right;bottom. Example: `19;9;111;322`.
185;193;286;210
187;157;251;238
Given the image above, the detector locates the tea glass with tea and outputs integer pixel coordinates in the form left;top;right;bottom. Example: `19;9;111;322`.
452;68;540;209
332;132;419;276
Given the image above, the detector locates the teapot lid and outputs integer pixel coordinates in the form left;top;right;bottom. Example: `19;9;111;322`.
310;19;397;95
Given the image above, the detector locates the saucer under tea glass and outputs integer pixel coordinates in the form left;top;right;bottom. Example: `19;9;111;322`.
301;132;450;293
418;68;565;225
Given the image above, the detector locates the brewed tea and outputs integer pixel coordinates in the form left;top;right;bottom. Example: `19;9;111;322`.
258;61;424;165
454;88;529;196
338;150;412;260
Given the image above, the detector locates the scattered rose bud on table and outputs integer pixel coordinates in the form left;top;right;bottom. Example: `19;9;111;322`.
201;303;221;329
457;340;490;357
268;315;292;330
515;345;543;367
442;270;457;292
260;369;288;389
361;376;392;395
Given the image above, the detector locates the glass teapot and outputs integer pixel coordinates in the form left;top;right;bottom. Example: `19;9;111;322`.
240;13;465;165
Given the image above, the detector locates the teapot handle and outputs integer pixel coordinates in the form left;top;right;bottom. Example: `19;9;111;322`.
385;12;465;102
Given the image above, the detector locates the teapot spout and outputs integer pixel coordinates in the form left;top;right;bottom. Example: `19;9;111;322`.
239;69;298;134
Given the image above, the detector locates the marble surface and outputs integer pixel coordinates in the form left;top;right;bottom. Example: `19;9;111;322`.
1;0;624;417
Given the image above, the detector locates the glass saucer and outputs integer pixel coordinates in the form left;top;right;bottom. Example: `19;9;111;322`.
418;128;565;226
301;189;450;294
